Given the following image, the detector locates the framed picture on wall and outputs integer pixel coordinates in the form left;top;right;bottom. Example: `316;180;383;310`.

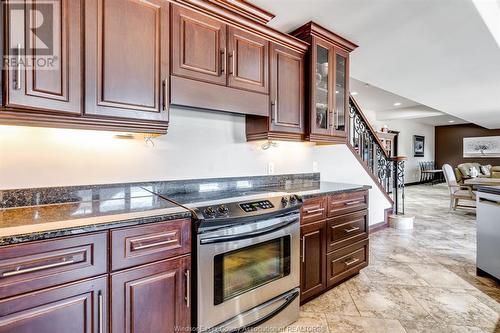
463;136;500;157
414;135;425;157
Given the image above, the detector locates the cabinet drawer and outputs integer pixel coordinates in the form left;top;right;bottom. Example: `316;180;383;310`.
326;239;368;287
0;275;108;333
328;190;368;217
301;196;327;225
111;219;191;271
327;210;368;252
0;232;107;299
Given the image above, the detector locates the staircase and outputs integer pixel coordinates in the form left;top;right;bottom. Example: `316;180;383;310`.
347;95;406;215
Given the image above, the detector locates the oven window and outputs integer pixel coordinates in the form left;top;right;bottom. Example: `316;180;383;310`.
213;236;291;305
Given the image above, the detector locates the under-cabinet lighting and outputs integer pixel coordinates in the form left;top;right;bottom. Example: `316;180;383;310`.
448;120;455;123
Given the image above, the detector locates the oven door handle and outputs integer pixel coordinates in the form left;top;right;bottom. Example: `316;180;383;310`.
207;288;300;333
199;215;299;245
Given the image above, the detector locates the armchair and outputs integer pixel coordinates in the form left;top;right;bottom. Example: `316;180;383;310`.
443;164;476;210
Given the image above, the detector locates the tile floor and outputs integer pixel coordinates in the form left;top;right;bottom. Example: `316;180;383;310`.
292;184;500;333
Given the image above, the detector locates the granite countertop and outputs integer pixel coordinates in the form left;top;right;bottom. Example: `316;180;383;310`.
152;181;370;208
0;187;191;246
272;181;371;199
0;174;369;246
477;185;500;196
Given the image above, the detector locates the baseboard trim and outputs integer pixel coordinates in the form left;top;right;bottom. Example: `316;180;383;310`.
406;180;445;186
369;208;393;234
405;181;426;186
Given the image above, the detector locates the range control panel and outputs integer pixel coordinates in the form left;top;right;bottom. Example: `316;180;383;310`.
239;200;274;212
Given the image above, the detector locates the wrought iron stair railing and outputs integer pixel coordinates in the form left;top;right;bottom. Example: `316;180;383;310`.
348;95;406;215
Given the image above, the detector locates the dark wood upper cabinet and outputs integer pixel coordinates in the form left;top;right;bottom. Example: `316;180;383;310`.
245;43;306;141
110;255;191;333
170;3;308;119
291;22;357;144
227;27;268;94
3;0;82;114
171;5;226;85
270;43;304;134
0;276;108;333
84;0;169;122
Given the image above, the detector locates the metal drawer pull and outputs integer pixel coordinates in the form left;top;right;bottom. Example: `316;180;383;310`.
344;226;360;233
305;208;325;214
98;291;103;333
15;43;22;90
221;48;227;74
2;258;75;277
344;258;360;266
479;198;500;206
185;269;191;307
273;99;278;123
131;238;177;251
231;50;235;76
345;200;363;206
301;237;305;263
163;79;168;112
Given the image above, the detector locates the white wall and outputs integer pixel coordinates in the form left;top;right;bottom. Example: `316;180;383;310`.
313;145;392;224
371;119;435;184
0;107;391;224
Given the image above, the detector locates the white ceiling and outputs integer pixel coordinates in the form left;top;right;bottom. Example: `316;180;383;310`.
350;78;468;126
251;0;500;129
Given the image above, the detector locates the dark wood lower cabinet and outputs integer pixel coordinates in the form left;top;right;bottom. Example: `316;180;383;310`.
300;192;369;304
0;218;192;332
326;239;368;287
0;276;108;333
300;220;326;302
111;255;191;333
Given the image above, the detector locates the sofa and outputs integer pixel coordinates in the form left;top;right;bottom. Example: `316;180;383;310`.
454;162;500;183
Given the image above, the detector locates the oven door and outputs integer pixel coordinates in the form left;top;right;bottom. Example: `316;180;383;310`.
197;211;300;330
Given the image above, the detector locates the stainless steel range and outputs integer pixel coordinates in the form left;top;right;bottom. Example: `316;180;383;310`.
194;193;302;333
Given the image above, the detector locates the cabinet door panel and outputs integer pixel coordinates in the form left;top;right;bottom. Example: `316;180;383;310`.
270;44;304;133
4;0;82;114
0;276;107;333
171;5;226;85
111;256;191;333
332;48;349;138
310;38;332;136
228;27;268;93
300;220;326;302
85;0;169;121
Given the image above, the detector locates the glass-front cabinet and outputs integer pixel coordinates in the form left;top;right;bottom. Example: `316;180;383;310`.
314;43;330;135
334;49;348;134
292;22;357;143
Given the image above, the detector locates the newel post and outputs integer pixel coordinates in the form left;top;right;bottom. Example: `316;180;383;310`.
392;156;407;215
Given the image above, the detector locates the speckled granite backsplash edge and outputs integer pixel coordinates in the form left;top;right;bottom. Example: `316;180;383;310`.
0;173;321;209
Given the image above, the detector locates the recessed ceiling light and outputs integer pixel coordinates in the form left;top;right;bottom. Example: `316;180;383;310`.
393;102;402;106
351;91;358;96
448;120;455;123
335;90;339;94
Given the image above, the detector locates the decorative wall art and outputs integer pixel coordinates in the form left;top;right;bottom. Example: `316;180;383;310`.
463;136;500;158
414;135;425;157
